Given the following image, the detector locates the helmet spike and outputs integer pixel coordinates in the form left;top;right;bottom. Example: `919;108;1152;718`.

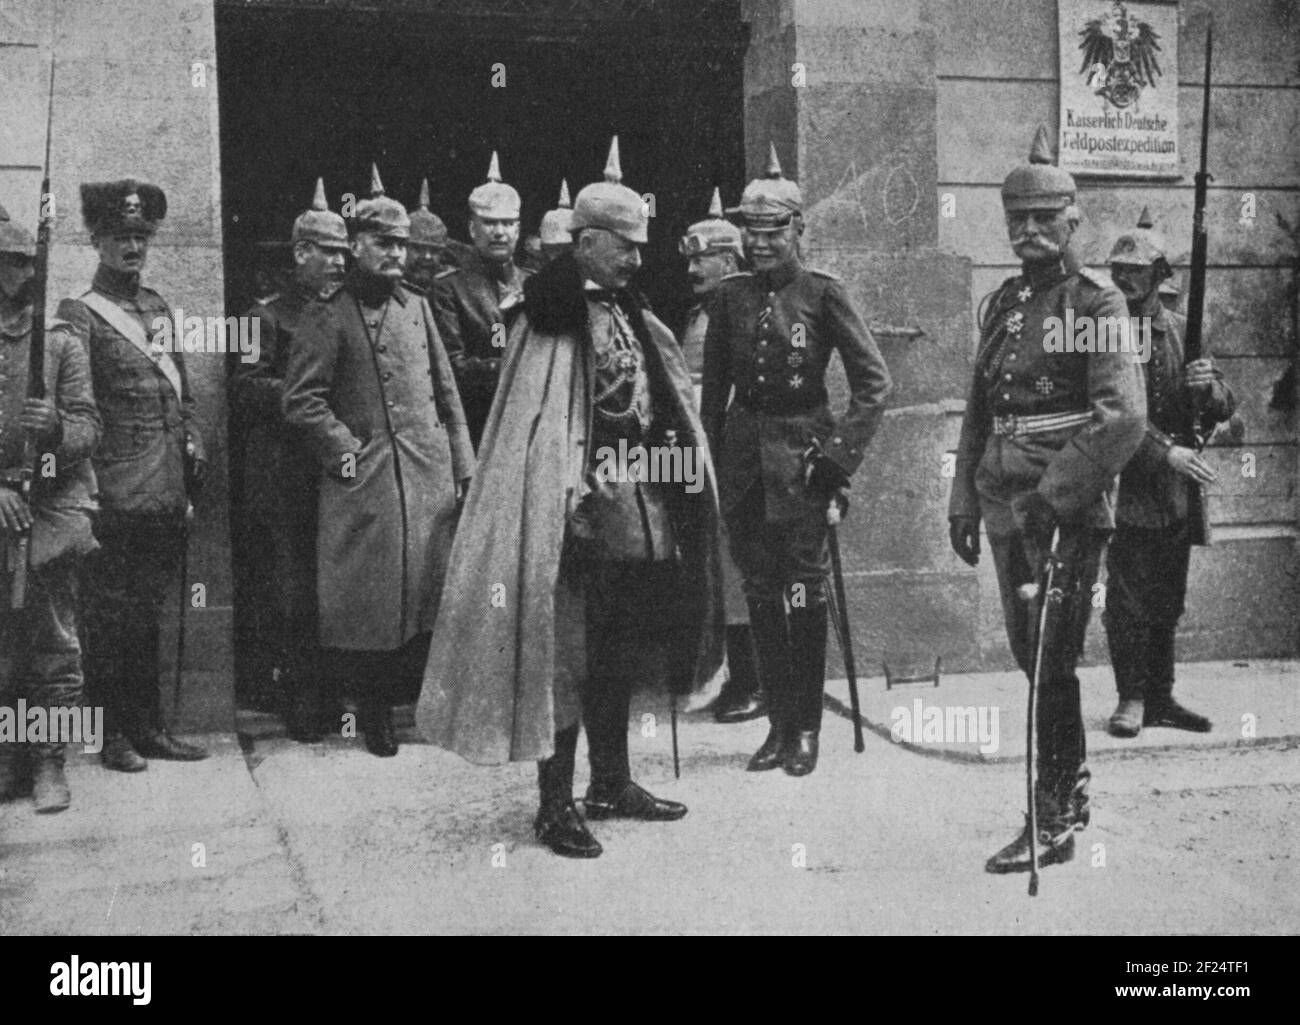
369;163;385;198
311;177;329;211
1028;125;1054;165
557;178;571;209
603;136;623;184
486;151;501;183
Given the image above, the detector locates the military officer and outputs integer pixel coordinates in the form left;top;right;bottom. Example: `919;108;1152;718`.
417;138;724;859
0;203;100;812
948;127;1146;874
537;180;574;265
282;166;473;758
679;187;762;724
701;144;892;776
431;152;529;448
231;179;348;741
59;179;209;771
406;178;450;293
1103;209;1235;738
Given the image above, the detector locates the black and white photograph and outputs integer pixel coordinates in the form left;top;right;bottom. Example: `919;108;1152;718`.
0;0;1296;966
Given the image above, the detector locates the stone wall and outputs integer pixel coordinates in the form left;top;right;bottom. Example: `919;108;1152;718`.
0;1;231;728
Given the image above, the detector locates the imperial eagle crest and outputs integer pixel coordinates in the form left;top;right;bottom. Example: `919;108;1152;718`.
1078;2;1163;109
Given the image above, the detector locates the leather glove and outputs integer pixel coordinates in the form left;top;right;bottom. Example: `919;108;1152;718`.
1011;491;1057;548
948;516;980;567
804;451;851;496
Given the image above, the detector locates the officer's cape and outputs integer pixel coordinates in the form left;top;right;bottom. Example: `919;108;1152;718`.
416;253;725;764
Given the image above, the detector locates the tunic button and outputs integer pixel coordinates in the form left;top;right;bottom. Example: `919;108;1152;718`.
757;358;765;365
382;371;392;381
387;400;396;408
1002;393;1011;401
377;345;387;353
1003;373;1013;381
757;375;765;383
1007;353;1018;362
369;319;379;328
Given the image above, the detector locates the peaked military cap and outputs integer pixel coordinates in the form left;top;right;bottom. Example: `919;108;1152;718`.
468;151;521;220
681;186;743;258
353;164;410;239
409;178;449;248
80;178;167;237
291;178;349;250
1107;206;1168;266
0;201;36;256
571;137;649;244
730;143;802;229
539;179;573;246
1001;126;1076;213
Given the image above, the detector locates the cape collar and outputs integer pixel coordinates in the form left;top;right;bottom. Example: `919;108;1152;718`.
525;251;648;335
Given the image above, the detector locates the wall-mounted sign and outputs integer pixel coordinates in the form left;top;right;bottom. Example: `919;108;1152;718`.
1058;0;1180;178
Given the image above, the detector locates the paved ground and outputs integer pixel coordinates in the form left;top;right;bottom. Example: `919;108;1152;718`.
1;660;1297;935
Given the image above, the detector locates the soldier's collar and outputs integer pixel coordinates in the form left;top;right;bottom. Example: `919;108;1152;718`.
1021;258;1068;290
0;302;31;341
755;260;800;294
94;262;142;299
347;269;406;307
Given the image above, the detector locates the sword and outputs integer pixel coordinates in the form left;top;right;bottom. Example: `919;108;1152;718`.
670;689;680;780
827;493;865;753
1018;526;1063;897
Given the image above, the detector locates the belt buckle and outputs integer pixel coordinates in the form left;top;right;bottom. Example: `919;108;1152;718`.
993;414;1019;438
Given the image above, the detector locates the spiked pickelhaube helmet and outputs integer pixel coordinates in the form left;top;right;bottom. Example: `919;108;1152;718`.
291;178;349;250
1107;206;1169;266
570;137;649;244
468;152;521;220
681;186;743;258
409;178;449;248
539;179;573;246
352;164;410;238
1000;126;1077;212
730;143;802;229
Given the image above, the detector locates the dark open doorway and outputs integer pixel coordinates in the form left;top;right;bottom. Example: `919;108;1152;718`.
214;0;748;328
215;0;748;706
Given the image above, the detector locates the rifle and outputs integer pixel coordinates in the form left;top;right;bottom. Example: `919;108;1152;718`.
1183;21;1214;545
10;62;56;610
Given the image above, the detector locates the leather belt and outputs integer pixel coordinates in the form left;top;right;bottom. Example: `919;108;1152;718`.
735;390;826;416
991;410;1092;438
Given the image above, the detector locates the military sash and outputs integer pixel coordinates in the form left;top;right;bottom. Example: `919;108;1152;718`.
79;290;183;399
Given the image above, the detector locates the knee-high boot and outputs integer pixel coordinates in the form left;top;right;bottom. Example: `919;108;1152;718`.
745;599;792;771
785;600;828;776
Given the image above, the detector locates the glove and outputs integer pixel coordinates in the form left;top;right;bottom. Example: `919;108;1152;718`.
948;516;980;567
1011;491;1057;547
804;452;851;495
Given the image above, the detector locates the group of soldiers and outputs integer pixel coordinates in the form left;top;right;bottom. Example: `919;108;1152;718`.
0;126;1230;879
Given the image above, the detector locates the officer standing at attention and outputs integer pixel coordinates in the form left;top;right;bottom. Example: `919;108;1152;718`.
680;187;763;724
432;152;529;448
1103;209;1234;739
948;127;1146;875
59;179;210;772
701;144;892;777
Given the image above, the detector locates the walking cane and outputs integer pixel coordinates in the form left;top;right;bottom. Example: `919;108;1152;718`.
670;690;680;779
1020;526;1062;897
827;493;865;753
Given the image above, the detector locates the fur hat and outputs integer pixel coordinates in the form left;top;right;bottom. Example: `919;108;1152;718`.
80;178;167;237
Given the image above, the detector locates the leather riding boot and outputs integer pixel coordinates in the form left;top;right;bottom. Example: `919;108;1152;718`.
1143;625;1211;732
713;625;767;723
1104;619;1149;738
985;790;1078;874
746;599;793;771
359;696;398;757
535;725;601;858
286;661;328;743
783;601;828;776
32;744;71;814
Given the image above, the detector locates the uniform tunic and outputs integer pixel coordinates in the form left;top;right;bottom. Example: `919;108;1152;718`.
282;274;474;653
949;260;1146;819
1104;307;1234;699
431;248;529;447
701;262;891;601
58;264;206;738
0;309;100;717
231;283;322;690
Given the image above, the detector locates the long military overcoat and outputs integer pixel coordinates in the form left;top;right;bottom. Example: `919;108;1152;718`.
282;275;474;652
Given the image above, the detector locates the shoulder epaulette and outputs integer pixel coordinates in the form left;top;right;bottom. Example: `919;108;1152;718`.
719;271;753;282
434;267;458;280
403;280;427;296
808;268;842;282
258;292;281;306
1077;266;1112;289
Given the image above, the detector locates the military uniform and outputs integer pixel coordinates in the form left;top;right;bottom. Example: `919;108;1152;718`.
231;178;350;737
282;167;474;757
0;203;100;812
702;145;891;776
59;179;209;769
948;128;1146;874
431;153;530;448
1102;212;1235;737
